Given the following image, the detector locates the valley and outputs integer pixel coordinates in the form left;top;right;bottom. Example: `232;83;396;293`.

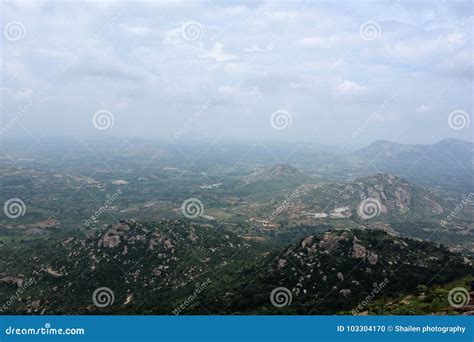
0;138;473;315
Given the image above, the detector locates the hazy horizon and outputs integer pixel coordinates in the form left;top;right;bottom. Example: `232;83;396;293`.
1;0;473;148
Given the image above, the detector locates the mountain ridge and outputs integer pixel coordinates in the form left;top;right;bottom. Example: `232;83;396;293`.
0;220;471;315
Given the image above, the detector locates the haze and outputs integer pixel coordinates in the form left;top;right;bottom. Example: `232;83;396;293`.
1;0;472;147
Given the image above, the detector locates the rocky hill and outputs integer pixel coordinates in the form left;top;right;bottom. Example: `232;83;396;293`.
201;229;473;314
0;219;256;314
0;221;471;315
301;173;449;220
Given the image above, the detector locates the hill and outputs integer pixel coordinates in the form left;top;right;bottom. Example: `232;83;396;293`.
202;229;473;314
0;221;471;315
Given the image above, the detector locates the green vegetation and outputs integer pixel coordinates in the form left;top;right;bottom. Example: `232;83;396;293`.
0;139;472;315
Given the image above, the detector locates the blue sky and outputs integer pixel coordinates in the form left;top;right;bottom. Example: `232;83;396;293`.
1;0;472;146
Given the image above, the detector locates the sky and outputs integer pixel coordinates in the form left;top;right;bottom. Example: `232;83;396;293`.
1;0;473;147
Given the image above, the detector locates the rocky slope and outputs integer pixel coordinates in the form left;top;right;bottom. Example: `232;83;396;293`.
0;219;254;314
301;173;449;220
1;221;471;315
203;229;473;314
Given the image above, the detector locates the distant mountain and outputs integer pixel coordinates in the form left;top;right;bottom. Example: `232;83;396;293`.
352;139;473;191
0;221;471;315
355;139;472;165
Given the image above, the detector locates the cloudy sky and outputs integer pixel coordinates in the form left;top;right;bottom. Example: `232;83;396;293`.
1;0;472;146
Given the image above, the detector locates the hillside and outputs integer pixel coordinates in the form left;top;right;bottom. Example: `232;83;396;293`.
0;220;258;314
201;230;473;314
0;221;471;315
294;173;453;222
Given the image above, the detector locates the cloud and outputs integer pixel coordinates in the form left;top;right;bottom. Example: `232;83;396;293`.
200;42;238;62
1;1;472;143
243;44;273;53
333;80;369;98
121;23;153;35
62;58;147;83
416;104;431;113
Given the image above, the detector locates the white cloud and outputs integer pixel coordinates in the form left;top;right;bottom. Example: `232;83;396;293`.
243;44;273;53
1;1;471;143
416;104;431;113
333;80;369;98
298;35;359;48
200;42;238;62
121;23;153;35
